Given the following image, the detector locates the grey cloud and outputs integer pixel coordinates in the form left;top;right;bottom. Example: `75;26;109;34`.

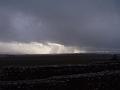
0;0;120;51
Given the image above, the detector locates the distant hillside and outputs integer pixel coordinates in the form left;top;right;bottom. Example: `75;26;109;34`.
0;53;119;66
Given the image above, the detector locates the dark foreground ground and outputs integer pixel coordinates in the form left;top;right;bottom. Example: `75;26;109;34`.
0;54;120;90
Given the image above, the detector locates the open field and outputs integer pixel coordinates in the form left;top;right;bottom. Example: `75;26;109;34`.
0;54;120;89
0;53;119;66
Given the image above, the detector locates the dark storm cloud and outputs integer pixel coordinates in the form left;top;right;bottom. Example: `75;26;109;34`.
0;0;120;50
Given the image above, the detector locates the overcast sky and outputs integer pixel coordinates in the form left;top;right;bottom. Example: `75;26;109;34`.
0;0;120;53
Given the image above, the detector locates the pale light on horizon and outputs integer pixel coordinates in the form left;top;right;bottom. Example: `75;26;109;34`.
0;41;86;54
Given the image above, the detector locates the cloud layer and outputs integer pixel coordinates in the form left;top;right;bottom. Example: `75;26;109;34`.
0;0;120;53
0;42;83;54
